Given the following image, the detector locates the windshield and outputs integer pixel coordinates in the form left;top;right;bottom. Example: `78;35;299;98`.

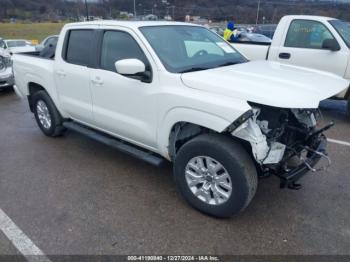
6;40;27;48
329;20;350;48
140;25;247;73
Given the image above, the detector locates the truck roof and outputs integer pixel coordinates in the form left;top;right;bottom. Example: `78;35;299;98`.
64;20;201;30
282;15;337;22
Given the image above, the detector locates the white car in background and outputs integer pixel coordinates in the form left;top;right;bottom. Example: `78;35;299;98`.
0;48;14;90
0;39;36;54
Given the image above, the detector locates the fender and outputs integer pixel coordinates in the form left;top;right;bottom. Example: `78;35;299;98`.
158;107;238;159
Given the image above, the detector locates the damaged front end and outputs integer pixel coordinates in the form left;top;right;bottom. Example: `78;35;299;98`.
229;104;333;190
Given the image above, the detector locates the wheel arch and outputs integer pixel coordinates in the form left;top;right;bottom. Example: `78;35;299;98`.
345;86;350;100
27;82;46;112
158;107;233;160
26;81;67;118
168;122;210;161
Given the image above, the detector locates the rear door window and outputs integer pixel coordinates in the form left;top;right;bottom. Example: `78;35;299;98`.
65;30;94;66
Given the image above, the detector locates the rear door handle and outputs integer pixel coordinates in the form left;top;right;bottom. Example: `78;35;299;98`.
56;70;66;77
279;53;291;59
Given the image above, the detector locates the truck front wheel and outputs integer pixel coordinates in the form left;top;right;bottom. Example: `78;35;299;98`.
33;91;65;137
174;134;258;218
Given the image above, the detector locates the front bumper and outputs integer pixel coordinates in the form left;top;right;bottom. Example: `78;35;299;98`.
0;68;14;89
277;135;328;189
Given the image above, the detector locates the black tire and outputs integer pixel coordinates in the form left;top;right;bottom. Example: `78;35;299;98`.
0;86;13;92
174;133;258;218
32;90;65;137
347;97;350;119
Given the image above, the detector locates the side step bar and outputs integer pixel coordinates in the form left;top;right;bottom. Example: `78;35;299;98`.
63;121;165;167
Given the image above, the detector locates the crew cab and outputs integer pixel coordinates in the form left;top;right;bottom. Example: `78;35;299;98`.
12;21;348;218
232;15;350;117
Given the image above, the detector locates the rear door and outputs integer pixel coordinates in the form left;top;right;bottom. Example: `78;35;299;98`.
273;19;348;76
55;28;96;125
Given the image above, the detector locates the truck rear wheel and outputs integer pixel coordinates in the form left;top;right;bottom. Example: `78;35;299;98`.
33;91;65;137
173;133;258;218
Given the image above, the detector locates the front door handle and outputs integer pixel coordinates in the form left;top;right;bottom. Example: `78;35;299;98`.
279;53;291;59
91;77;104;85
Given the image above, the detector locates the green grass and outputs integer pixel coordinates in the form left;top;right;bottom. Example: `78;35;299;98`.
0;22;66;42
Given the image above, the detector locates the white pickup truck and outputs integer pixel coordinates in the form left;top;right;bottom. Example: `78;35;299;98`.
232;15;350;116
13;21;348;218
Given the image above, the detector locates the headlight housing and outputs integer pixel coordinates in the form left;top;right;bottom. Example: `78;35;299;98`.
0;55;12;71
4;56;13;67
0;56;5;71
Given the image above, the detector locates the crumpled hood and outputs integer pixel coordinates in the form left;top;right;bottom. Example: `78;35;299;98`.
181;60;349;108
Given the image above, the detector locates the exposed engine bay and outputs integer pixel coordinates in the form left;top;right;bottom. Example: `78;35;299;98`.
231;103;333;189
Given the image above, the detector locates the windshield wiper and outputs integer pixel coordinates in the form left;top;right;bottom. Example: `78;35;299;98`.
179;62;239;73
179;67;209;73
217;61;239;67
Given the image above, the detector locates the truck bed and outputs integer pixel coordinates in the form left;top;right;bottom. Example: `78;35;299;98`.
12;51;56;98
231;42;270;60
18;50;55;60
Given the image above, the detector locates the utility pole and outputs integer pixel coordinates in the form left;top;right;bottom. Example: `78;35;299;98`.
134;0;137;17
84;0;89;21
255;0;261;25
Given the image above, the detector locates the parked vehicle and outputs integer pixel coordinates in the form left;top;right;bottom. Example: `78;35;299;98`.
237;32;272;44
209;26;224;36
35;35;59;52
210;27;272;44
252;24;277;38
0;39;36;54
0;49;14;90
0;38;4;48
232;15;350;117
12;21;348;218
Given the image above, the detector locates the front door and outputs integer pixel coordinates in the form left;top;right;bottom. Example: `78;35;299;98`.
275;19;348;77
90;29;158;149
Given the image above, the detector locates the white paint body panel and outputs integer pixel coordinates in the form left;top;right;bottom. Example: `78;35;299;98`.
12;20;349;160
181;60;348;108
115;59;146;75
232;44;269;61
7;46;36;54
232;15;350;99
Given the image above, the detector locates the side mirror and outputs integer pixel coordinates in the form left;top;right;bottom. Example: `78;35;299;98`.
322;39;340;51
115;59;146;75
115;59;151;83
